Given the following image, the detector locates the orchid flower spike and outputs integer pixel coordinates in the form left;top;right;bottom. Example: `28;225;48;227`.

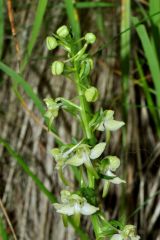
96;110;125;132
53;190;99;220
111;225;140;240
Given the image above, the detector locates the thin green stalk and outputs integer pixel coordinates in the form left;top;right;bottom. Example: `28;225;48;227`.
74;66;93;140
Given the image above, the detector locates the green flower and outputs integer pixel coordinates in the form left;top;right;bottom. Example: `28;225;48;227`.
51;61;64;75
46;36;58;50
110;225;140;240
53;190;99;216
84;33;96;44
44;98;59;128
96;110;125;132
56;25;69;38
100;156;125;197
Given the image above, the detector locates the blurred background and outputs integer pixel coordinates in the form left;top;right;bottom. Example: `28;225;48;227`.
0;0;160;239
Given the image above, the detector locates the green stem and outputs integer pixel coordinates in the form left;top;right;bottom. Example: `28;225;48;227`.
74;65;93;140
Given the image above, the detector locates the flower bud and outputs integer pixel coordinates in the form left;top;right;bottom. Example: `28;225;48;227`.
107;156;120;171
51;61;64;75
80;58;93;78
123;225;137;237
85;87;99;102
56;25;69;38
84;33;96;44
46;36;58;50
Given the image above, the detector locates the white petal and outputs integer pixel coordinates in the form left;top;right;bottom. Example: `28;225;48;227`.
53;203;75;216
110;234;123;240
105;120;125;131
80;202;99;215
66;154;84;166
97;121;105;131
132;236;141;240
90;142;106;159
110;177;126;184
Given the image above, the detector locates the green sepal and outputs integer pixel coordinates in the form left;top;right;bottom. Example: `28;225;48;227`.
72;213;80;227
62;214;68;227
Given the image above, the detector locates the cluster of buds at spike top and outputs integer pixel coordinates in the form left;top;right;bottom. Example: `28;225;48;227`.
46;25;97;78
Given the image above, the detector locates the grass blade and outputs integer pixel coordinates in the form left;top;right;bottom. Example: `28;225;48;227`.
20;0;48;72
120;0;131;117
0;217;8;240
0;137;57;203
149;0;160;62
0;0;4;59
64;0;81;42
75;2;114;8
0;138;89;239
134;54;160;136
0;61;45;115
0;61;64;145
132;16;160;109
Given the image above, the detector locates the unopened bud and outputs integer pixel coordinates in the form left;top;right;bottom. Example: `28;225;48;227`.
84;33;96;44
51;61;64;75
57;25;69;38
85;87;99;102
46;36;58;50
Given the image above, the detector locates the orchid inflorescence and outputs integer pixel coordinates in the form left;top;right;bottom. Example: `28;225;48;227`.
44;25;140;239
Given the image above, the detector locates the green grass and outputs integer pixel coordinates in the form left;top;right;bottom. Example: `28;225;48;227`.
0;137;57;203
132;16;160;111
64;0;81;44
0;61;64;145
20;0;48;72
120;0;131;117
75;2;114;9
0;217;8;240
0;0;4;60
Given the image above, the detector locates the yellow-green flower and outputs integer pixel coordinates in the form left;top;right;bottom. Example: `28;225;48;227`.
100;156;126;197
97;110;125;132
53;190;99;216
111;225;140;240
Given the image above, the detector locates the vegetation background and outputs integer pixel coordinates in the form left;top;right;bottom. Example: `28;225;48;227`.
0;0;160;239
